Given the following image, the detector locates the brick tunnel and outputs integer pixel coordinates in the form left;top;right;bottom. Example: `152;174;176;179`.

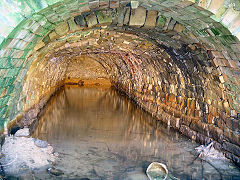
0;0;240;174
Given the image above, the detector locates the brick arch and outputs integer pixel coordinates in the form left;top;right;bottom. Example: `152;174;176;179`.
0;0;240;165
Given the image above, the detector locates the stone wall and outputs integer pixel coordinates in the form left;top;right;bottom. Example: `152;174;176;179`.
0;0;240;165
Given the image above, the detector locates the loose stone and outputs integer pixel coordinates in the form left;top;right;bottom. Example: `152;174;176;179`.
48;167;64;176
14;128;30;137
34;139;48;148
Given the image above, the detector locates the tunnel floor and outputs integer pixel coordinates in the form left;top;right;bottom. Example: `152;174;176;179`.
10;86;238;179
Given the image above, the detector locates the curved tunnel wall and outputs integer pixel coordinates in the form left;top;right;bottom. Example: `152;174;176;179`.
0;0;240;164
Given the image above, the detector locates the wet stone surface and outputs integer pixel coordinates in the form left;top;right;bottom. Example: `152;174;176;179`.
26;86;240;180
0;135;56;178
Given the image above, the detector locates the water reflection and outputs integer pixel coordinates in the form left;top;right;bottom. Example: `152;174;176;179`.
33;86;240;180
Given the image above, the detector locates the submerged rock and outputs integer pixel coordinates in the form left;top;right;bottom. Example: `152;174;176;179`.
15;128;30;137
146;162;168;180
48;167;64;176
34;139;48;148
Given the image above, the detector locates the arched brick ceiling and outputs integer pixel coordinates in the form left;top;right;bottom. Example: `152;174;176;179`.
0;0;240;43
0;0;240;165
0;0;239;124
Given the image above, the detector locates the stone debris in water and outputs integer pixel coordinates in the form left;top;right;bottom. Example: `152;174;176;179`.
34;138;48;148
48;167;64;176
14;128;30;137
146;162;168;180
0;133;56;176
195;142;226;159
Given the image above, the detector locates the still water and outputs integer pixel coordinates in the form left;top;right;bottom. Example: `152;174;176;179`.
31;86;239;180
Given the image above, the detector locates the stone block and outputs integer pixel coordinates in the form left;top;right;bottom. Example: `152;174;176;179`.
109;0;119;9
162;17;171;31
167;19;176;31
117;7;125;26
74;15;87;27
225;151;240;167
15;40;29;50
79;2;90;13
209;51;224;59
224;127;240;145
34;40;45;51
68;18;80;32
221;58;231;67
223;141;240;157
213;58;224;67
96;11;112;24
129;7;146;27
180;125;197;140
123;7;130;25
131;1;139;9
85;13;98;27
208;125;224;142
99;0;109;9
144;10;158;28
226;117;240;132
230;43;240;53
89;0;99;9
49;31;58;41
208;0;224;14
221;6;239;27
156;15;166;28
174;23;185;33
42;35;50;45
55;22;69;36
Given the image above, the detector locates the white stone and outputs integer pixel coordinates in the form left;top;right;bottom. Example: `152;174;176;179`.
0;137;57;175
14;128;30;137
146;162;168;180
131;1;139;9
195;142;226;159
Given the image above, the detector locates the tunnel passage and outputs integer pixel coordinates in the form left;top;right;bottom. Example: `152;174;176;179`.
0;0;240;165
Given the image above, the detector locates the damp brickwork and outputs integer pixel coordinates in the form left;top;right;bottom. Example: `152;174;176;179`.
0;0;240;165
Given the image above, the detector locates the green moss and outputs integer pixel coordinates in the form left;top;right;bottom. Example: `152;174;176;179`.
74;15;86;26
210;28;220;36
156;15;166;28
217;35;238;46
96;11;112;24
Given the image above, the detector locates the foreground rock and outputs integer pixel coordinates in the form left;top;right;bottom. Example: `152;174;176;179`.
146;162;168;180
34;139;48;148
48;167;64;176
0;134;57;176
195;142;226;159
14;128;30;137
